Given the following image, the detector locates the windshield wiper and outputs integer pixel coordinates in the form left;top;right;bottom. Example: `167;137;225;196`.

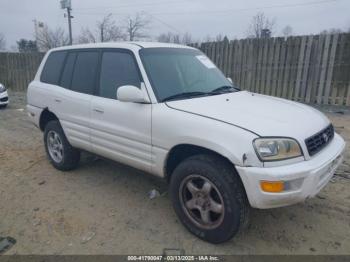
162;91;208;102
209;85;240;95
161;85;241;102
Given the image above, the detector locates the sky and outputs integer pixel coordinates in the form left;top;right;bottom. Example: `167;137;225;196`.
0;0;350;49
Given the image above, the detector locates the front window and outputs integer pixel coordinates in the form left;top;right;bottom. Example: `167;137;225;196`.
140;48;239;102
99;51;141;100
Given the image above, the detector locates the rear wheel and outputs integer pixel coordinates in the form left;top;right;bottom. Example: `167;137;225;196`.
170;154;250;244
44;120;80;171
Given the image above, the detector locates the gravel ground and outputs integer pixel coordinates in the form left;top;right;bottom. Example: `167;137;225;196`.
0;91;349;255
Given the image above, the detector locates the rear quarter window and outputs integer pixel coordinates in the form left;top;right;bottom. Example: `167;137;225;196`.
40;51;67;85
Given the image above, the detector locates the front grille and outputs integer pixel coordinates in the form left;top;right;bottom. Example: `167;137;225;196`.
0;97;8;102
305;124;334;156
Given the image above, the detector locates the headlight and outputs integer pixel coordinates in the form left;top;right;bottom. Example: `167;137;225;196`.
253;138;302;161
0;83;6;93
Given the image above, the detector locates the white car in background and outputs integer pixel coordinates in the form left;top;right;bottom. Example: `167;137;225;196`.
0;83;9;108
27;42;345;243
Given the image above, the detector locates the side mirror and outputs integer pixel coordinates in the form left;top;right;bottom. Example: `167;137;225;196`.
117;85;149;103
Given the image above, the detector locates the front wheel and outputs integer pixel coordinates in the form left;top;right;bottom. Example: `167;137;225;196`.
170;154;250;244
44;120;80;171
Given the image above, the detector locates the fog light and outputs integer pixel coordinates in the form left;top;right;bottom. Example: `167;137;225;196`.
260;181;284;193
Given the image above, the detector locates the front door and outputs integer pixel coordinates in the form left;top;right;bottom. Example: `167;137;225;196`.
90;49;152;172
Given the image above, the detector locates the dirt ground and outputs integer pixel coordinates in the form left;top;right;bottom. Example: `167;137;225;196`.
0;91;349;255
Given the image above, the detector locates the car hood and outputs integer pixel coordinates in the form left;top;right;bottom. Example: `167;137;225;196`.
166;91;330;139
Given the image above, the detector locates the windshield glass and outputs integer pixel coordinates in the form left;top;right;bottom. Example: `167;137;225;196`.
139;48;238;102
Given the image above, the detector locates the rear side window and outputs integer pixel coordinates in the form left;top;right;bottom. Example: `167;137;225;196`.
71;51;99;94
99;51;141;99
40;51;67;85
60;52;76;89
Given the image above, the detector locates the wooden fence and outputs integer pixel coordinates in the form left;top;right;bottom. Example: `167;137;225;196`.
190;33;350;106
0;52;45;91
0;33;349;105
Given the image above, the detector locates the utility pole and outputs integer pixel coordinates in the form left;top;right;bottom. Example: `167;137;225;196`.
32;19;44;51
33;19;38;42
60;0;73;45
67;7;73;45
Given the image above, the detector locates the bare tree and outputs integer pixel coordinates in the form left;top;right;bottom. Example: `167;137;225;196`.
36;24;69;51
215;34;224;42
203;35;213;42
320;28;343;35
99;14;124;42
79;14;124;43
181;32;193;45
173;34;180;44
125;13;151;41
282;25;293;38
157;32;173;43
246;12;276;38
79;27;97;43
157;32;193;44
329;28;342;34
0;33;6;50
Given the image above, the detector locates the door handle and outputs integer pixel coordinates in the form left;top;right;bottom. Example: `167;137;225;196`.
93;108;104;113
54;98;62;103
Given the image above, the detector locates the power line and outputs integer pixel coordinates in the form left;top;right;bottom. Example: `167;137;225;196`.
146;12;183;34
74;0;193;10
74;11;184;34
74;0;339;17
150;0;339;16
74;12;127;16
72;0;340;35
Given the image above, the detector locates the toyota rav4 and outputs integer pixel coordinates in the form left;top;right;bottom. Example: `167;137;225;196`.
27;42;345;243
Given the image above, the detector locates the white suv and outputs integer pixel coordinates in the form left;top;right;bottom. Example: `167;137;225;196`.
27;42;345;243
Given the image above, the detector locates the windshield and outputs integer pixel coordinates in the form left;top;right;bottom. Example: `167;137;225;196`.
139;48;238;102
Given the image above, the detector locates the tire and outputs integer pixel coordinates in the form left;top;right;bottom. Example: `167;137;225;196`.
170;154;250;244
44;120;80;171
0;104;7;109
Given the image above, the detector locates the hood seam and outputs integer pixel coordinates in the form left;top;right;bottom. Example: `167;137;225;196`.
165;102;261;137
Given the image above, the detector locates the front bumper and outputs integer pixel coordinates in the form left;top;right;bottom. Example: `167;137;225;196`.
0;90;9;105
236;133;346;209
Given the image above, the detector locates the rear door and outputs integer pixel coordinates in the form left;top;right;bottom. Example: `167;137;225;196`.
38;50;67;111
90;49;152;172
53;50;99;152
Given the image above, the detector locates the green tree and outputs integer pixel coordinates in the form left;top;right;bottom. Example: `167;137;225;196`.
17;39;38;52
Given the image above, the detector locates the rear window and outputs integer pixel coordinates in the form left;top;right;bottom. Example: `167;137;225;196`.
40;51;67;85
70;51;99;94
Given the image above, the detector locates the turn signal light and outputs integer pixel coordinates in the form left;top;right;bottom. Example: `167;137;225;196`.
260;181;284;193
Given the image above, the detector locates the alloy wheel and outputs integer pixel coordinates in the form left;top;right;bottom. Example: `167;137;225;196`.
179;174;225;229
47;130;64;163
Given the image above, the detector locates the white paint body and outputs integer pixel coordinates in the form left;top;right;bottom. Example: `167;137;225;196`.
27;42;345;209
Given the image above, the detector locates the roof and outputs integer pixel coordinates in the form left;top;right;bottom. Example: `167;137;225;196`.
50;41;195;52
